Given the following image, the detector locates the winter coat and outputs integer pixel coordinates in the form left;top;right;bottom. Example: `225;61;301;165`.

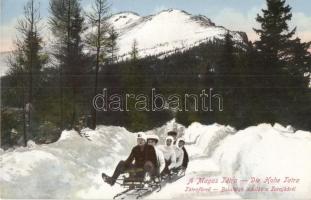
154;146;165;173
158;137;176;170
182;146;189;169
174;144;184;168
124;144;157;169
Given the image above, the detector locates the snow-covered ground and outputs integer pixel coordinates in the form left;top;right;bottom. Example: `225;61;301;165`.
1;120;311;199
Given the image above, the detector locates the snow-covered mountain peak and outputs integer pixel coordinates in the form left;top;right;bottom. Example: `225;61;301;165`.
0;9;247;77
154;8;191;16
108;12;141;30
190;14;216;26
109;9;245;59
144;9;215;27
153;9;215;26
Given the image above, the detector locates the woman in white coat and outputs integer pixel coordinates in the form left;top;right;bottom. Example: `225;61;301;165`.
173;138;184;169
158;136;176;176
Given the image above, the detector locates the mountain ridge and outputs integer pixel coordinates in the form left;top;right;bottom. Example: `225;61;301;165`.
106;9;247;60
1;9;248;76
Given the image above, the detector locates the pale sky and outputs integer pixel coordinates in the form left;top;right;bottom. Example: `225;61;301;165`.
1;0;311;52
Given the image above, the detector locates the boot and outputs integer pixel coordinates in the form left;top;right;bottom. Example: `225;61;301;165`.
103;161;127;186
102;173;116;186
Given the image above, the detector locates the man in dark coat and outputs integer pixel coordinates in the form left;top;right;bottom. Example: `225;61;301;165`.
102;133;157;186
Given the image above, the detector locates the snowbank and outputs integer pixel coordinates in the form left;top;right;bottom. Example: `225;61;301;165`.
0;126;135;198
185;123;311;199
184;122;235;157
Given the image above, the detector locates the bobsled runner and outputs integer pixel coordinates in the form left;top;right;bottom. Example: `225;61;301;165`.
102;169;185;199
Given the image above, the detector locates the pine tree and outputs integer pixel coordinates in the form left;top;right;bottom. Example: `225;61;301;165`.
121;39;150;131
286;38;311;129
49;0;86;129
107;26;119;64
214;32;237;125
85;0;110;129
130;39;139;61
287;38;311;86
220;31;235;88
254;0;296;68
253;0;311;128
6;0;47;146
253;0;295;123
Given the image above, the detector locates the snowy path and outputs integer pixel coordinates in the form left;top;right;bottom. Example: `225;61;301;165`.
76;142;239;199
77;151;241;199
146;156;241;199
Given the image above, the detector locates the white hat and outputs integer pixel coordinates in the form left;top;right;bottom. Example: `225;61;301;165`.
147;134;159;143
137;132;147;141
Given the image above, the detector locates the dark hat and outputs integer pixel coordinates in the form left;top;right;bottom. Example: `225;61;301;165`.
167;131;177;136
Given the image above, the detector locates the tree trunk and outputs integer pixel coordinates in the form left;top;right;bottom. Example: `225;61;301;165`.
23;90;27;147
28;0;34;141
91;2;102;130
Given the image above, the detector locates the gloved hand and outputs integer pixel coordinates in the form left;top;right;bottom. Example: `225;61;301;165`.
144;161;155;176
179;167;186;175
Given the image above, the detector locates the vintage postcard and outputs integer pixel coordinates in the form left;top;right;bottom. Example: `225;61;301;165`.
1;0;310;199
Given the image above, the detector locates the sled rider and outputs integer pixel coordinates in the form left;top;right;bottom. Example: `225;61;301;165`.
158;136;176;176
102;132;157;186
167;131;189;171
173;138;184;170
146;134;165;177
167;131;178;144
174;138;189;173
